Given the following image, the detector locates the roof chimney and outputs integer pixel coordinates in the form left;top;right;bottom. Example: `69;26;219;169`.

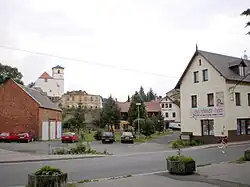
243;50;248;60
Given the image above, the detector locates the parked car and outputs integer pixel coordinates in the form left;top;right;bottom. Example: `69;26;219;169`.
0;132;19;142
61;132;79;143
17;132;34;143
101;132;115;143
121;132;134;144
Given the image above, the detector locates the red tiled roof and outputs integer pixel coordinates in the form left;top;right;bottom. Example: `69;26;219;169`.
117;101;161;113
39;72;53;79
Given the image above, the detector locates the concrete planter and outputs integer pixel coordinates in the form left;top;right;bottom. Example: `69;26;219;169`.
28;173;68;187
166;159;196;174
244;150;250;161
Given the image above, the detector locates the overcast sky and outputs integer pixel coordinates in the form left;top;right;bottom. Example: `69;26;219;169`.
0;0;249;101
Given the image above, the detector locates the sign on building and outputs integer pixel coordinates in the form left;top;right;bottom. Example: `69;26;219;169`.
190;107;224;118
215;92;224;107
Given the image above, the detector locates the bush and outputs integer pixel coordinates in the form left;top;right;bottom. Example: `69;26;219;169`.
168;155;194;163
171;139;201;148
94;130;103;140
35;166;62;176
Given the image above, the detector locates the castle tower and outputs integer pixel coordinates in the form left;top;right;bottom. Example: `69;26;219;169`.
52;65;64;97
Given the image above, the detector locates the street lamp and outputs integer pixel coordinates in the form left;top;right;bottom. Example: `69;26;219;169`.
136;103;141;137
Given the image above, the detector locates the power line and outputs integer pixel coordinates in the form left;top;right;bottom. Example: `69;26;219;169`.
0;45;178;79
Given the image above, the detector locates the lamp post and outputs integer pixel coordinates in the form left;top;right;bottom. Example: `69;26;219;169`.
136;103;141;137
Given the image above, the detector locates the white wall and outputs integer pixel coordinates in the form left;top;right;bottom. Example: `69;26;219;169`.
180;54;227;136
160;97;180;122
225;82;250;131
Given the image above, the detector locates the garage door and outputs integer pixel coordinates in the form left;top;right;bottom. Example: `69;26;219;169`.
56;121;62;139
50;121;56;140
42;121;49;140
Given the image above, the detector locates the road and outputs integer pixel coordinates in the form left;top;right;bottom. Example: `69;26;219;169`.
1;143;249;187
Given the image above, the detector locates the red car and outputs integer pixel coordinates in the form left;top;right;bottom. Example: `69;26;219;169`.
0;132;19;142
17;132;34;143
61;132;79;143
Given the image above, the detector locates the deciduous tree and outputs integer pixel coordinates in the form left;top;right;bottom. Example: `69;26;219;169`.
241;8;250;35
0;63;23;85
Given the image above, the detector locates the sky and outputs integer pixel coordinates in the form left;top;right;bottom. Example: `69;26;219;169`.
0;0;249;101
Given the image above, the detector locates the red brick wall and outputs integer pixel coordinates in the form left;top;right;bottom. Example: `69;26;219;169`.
38;108;62;139
0;80;39;135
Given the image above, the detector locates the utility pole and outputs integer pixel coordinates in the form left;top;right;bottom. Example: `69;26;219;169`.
136;103;141;138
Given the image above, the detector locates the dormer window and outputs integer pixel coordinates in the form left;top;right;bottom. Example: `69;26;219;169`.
239;65;245;76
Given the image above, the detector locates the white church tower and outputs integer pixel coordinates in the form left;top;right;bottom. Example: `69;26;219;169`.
33;65;65;97
52;65;64;97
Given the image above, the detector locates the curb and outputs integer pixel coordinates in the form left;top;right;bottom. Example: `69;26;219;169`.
203;141;250;149
0;155;107;164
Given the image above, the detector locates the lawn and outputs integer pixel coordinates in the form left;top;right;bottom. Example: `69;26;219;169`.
80;130;173;143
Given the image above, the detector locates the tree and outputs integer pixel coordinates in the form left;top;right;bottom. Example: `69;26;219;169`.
133;118;145;133
64;104;86;133
241;9;250;35
127;95;131;102
0;63;24;85
141;118;155;137
155;113;164;133
27;82;35;88
146;88;156;101
99;96;121;131
139;86;147;102
128;91;147;125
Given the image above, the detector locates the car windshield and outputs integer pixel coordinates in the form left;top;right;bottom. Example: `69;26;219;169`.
0;132;9;136
63;132;74;136
103;132;112;136
122;132;133;136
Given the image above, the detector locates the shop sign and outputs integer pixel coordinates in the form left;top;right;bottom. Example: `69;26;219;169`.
190;107;224;118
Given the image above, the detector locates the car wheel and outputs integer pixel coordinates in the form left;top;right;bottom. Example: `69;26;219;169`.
121;140;123;143
102;140;105;144
131;141;134;144
26;139;30;143
62;140;64;143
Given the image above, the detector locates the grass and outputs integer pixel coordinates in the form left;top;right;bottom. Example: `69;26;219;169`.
134;131;173;143
229;156;248;164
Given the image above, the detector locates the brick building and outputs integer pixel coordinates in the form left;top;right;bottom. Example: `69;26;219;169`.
0;79;62;140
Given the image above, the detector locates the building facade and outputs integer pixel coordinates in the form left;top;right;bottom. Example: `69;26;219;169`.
175;48;250;143
0;79;62;140
59;90;103;109
33;65;65;97
160;96;180;123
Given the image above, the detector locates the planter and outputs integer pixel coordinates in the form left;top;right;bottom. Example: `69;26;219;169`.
244;150;250;161
167;159;196;175
28;173;68;187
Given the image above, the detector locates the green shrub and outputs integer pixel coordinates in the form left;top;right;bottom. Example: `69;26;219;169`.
53;148;68;155
94;130;103;140
168;155;194;163
35;166;62;176
69;144;87;154
171;139;202;148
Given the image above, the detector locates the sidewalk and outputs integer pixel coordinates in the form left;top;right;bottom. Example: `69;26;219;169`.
74;162;250;187
0;149;106;163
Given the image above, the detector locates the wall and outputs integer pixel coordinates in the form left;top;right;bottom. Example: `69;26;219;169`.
38;108;62;139
0;80;39;135
160;98;180;122
35;78;62;97
180;54;227;136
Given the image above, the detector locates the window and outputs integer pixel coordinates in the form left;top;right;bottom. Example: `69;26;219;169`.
248;93;250;106
172;112;176;118
165;103;168;108
44;78;48;82
239;66;245;76
90;97;93;101
237;119;250;135
207;93;214;107
193;71;199;83
201;120;214;136
202;69;208;81
235;92;241;106
49;90;52;92
191;95;197;108
161;103;164;108
169;103;172;108
198;59;202;66
165;113;168;118
58;70;60;74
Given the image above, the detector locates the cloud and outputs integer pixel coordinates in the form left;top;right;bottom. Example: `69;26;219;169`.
0;0;249;101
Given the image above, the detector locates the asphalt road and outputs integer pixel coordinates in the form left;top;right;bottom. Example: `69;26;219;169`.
1;144;249;187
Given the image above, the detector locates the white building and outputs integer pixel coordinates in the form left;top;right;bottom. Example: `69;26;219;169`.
175;48;250;143
160;95;181;126
33;65;65;97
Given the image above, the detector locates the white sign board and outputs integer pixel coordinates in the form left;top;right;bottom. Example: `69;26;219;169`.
190;107;224;118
